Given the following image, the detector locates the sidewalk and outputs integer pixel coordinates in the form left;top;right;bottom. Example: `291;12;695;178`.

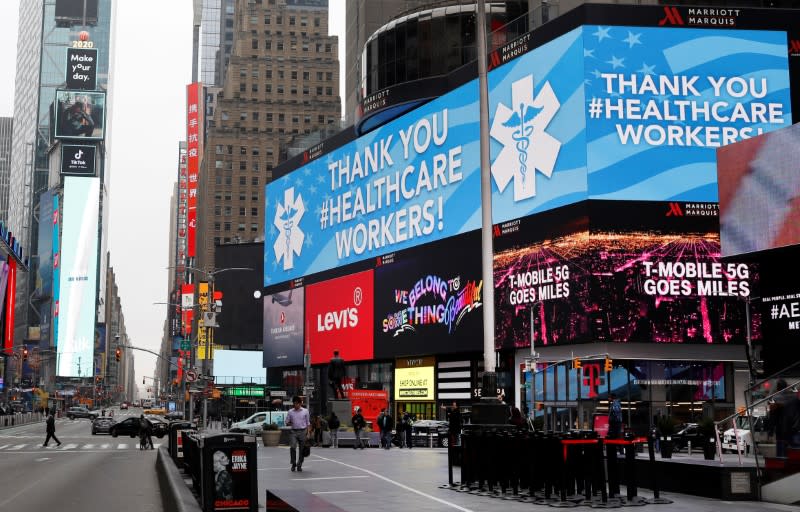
251;444;797;512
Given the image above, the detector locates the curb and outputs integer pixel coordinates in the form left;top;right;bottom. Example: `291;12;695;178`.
156;446;203;512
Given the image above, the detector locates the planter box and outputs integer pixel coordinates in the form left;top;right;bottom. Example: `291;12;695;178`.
261;430;281;447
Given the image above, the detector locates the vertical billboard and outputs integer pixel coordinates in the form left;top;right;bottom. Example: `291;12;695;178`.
374;231;484;358
36;190;55;342
305;270;374;364
57;177;100;377
54;90;106;140
263;287;304;368
186;83;203;258
53;193;61;346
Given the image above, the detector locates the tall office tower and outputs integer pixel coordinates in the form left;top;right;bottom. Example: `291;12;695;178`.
196;0;340;272
0;118;12;221
343;0;433;125
9;0;114;382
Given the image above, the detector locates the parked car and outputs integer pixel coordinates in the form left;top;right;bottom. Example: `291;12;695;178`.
671;423;703;451
722;415;767;455
408;420;450;447
230;412;270;435
67;406;99;420
164;411;184;421
148;416;169;438
91;416;115;435
120;402;129;410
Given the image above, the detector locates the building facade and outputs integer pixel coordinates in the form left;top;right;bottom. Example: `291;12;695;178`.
0;118;12;221
196;0;341;273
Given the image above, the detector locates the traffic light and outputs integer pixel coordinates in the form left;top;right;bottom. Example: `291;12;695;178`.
115;347;121;362
604;357;613;372
22;347;29;361
573;357;581;370
143;378;145;385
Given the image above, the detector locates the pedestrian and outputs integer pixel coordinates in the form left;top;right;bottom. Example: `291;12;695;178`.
608;393;623;439
139;414;154;450
376;409;386;447
401;409;413;449
447;402;462;446
352;407;366;449
378;408;393;450
311;415;323;447
42;412;61;447
328;350;346;399
510;407;525;428
285;396;310;472
328;411;341;448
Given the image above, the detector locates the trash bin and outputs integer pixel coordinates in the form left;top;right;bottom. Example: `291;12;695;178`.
169;421;196;462
200;433;258;512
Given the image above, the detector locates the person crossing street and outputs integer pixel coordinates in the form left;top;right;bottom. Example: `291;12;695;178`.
42;412;61;447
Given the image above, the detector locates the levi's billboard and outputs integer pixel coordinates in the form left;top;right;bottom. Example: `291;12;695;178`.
305;270;374;365
266;24;790;285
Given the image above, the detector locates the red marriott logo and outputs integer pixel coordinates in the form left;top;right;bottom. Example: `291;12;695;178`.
790;40;800;56
666;202;684;217
658;7;684;26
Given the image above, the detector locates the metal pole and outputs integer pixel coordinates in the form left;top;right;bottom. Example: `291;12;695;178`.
477;0;497;398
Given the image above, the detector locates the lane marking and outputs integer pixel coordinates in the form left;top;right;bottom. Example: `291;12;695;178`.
117;444;128;449
101;444;110;449
8;444;26;450
0;444;9;450
292;475;370;481
34;458;50;462
311;454;475;512
311;490;363;495
83;444;95;449
60;443;78;450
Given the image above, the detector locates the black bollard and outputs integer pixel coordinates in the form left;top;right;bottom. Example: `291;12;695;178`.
645;427;673;505
606;442;620;498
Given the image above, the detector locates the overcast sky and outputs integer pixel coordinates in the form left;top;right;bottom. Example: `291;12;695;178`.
0;0;346;389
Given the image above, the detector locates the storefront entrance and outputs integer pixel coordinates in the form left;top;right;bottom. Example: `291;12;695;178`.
395;402;436;421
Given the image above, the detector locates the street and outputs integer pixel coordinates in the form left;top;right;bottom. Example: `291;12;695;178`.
0;408;162;512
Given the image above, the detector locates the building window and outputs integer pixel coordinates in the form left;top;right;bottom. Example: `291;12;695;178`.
214;206;221;215
253;162;260;171
291;70;297;80
215;145;224;154
277;85;284;94
251;223;259;232
239;176;247;185
240;146;247;155
326;71;333;81
325;43;331;52
325;87;332;96
252;39;258;49
289;16;295;25
214;222;221;231
240;112;247;120
224;237;231;243
251;177;259;186
303;71;309;80
251;84;258;93
277;41;284;51
227;145;233;154
225;176;232;185
239;192;246;201
214;237;221;244
316;71;323;80
278;70;284;79
252;112;259;121
216;176;223;185
292;115;299;124
252;147;260;156
318;114;324;123
265;69;272;79
237;223;246;232
239;161;247;171
278;113;285;122
290;86;297;95
264;14;270;24
252;193;259;202
265;84;272;93
316;86;322;95
224;222;231;231
224;191;232;200
266;113;273;122
251;207;258;217
239;207;246;216
239;83;246;92
215;160;223;169
264;41;271;50
214;191;222;200
224;206;232;216
314;17;320;27
302;85;309;95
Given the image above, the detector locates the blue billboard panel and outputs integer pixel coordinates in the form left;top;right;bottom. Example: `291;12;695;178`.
56;177;100;377
264;79;482;285
488;27;588;224
583;26;791;201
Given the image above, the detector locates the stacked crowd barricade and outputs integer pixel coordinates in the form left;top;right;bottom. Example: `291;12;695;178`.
0;411;45;428
444;425;671;508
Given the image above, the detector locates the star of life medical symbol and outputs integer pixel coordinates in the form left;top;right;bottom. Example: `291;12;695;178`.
273;187;305;270
490;74;561;201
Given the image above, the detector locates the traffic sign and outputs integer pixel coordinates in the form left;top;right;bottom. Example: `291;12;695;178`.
186;370;198;382
180;339;191;350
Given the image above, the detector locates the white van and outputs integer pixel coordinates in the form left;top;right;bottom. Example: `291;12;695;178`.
230;412;270;434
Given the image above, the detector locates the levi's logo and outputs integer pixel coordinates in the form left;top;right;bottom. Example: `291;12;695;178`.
790;40;800;56
317;308;358;331
666;202;683;217
658;6;684;26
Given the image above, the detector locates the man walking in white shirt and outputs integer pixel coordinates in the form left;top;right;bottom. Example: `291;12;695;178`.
285;396;311;472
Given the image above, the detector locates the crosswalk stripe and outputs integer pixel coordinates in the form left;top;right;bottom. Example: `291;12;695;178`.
83;444;95;449
61;443;78;450
118;444;128;449
101;443;110;449
8;444;25;450
153;443;161;449
0;445;9;450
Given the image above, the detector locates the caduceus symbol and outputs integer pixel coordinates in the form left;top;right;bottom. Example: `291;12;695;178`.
502;103;543;184
279;205;297;258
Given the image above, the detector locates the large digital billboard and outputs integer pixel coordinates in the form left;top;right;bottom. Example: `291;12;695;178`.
54;90;106;140
263;287;304;368
717;123;800;257
57;177;100;377
583;26;791;201
266;24;791;287
494;201;759;348
305;270;374;365
374;231;484;359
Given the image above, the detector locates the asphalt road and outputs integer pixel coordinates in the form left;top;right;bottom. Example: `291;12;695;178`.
0;408;162;512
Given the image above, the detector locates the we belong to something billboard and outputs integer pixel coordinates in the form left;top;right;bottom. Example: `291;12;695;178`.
265;24;791;285
57;177;100;378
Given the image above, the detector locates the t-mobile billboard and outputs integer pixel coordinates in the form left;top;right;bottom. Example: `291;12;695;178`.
305;270;374;365
263;287;304;368
57;177;100;377
266;24;791;286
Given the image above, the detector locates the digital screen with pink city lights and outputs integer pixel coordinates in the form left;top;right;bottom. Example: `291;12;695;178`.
493;200;760;349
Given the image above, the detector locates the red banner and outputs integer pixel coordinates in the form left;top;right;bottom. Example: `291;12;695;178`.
4;259;16;353
186;83;203;258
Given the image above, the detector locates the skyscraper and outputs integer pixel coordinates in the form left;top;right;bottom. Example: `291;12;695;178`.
196;0;340;272
0;118;12;221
